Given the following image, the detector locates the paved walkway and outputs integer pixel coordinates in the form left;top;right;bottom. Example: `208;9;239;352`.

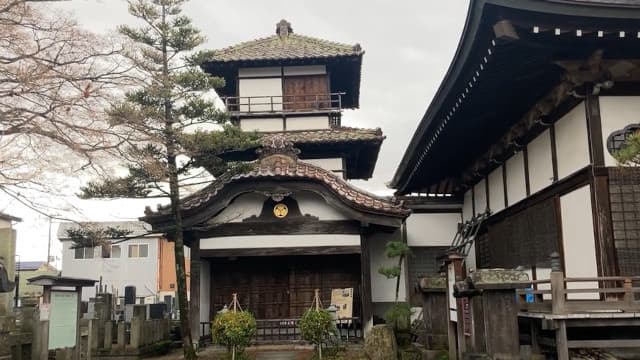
255;351;299;360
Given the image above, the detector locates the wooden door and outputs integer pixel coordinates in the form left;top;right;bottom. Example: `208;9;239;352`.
283;75;329;111
210;255;361;319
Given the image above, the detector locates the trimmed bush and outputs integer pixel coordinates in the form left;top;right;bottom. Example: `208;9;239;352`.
299;308;335;347
212;310;257;352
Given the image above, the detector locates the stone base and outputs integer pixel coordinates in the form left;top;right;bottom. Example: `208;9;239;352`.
365;325;398;360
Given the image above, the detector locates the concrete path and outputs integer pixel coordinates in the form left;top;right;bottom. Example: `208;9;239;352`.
255;351;299;360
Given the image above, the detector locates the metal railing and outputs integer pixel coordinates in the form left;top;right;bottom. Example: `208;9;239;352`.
201;316;362;344
223;92;344;114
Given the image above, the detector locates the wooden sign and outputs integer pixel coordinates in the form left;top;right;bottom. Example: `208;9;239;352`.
330;288;353;318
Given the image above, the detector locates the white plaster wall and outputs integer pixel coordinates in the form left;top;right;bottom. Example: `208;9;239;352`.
239;78;283;112
406;213;460;247
488;166;505;213
295;191;349;220
369;231;407;302
286;116;330;130
302;158;343;173
60;238;159;301
200;234;360;250
506;151;527;206
527;130;554;194
239;118;283;132
283;65;326;76
473;179;487;215
238;67;281;78
209;193;265;224
600;96;640;166
555;103;590;178
209;191;350;225
462;190;473;221
559;185;599;299
200;260;211;335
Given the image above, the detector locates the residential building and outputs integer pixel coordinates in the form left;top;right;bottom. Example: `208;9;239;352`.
16;261;58;305
58;221;189;304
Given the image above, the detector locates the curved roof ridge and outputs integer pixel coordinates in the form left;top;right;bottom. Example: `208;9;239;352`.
147;156;408;219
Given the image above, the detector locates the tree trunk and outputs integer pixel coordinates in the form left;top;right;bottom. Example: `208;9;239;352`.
162;4;195;358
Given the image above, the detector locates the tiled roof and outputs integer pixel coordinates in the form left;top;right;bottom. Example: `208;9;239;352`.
57;221;155;240
262;127;384;145
206;20;363;63
148;137;408;219
18;261;47;271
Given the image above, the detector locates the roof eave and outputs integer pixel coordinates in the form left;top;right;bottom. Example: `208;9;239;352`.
390;0;640;194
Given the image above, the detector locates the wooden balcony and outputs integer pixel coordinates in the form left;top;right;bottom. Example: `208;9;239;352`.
224;93;345;116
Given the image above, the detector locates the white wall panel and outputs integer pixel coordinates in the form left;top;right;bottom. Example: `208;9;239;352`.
238;67;281;78
239;78;283;112
240;118;283;132
473;179;487;215
302;158;343;172
200;260;211;332
506;151;527;206
370;231;406;302
283;65;326;76
600;96;640;166
201;234;360;250
488;166;505;213
286;116;330;130
555;103;590;178
462;190;473;221
560;185;599;299
527;130;554;194
406;213;460;247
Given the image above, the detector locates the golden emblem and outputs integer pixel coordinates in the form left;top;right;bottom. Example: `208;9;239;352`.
273;203;289;218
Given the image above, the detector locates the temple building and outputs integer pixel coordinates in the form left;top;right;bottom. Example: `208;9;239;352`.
391;0;640;305
142;20;410;340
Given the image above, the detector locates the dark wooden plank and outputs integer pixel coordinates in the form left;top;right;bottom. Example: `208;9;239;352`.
550;125;559;182
200;220;361;238
568;340;640;349
585;94;605;166
591;175;619;277
189;238;201;339
201;246;361;258
360;230;373;332
523;147;531;196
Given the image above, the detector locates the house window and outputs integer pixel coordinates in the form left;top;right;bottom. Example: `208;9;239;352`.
128;244;148;258
74;247;95;259
607;124;640;155
111;245;121;258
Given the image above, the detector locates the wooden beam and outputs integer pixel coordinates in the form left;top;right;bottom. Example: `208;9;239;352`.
198;220;362;238
360;230;373;335
200;246;361;258
567;339;640;349
585;94;605;166
591;175;619;278
189;237;201;341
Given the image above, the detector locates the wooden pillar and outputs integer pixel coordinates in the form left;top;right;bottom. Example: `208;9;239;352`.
359;229;373;335
585;94;619;277
74;286;82;360
189;237;201;344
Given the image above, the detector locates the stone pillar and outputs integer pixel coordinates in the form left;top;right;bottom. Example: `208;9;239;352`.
418;275;448;350
466;269;529;359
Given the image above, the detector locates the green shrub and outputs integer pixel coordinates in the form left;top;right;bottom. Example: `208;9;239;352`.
212;311;257;352
299;308;335;346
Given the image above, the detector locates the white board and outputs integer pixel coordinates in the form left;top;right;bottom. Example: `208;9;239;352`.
48;291;78;349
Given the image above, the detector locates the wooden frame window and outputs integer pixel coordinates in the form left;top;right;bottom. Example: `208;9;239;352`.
128;244;148;258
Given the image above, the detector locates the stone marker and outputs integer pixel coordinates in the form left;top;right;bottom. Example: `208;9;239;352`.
365;324;398;360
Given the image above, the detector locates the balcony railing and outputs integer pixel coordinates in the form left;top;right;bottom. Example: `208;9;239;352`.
224;92;345;115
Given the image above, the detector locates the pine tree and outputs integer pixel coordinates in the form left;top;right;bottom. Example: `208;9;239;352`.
77;1;258;357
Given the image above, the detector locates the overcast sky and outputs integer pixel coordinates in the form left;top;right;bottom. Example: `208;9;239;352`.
6;0;469;263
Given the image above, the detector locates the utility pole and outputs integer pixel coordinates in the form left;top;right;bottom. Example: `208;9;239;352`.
46;216;52;266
